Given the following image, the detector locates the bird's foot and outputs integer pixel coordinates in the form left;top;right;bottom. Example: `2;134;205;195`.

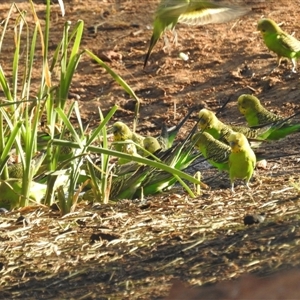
291;58;297;73
231;183;235;193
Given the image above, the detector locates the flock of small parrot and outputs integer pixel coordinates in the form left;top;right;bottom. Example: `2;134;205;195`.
3;1;300;208
194;95;300;192
109;0;300;195
112;94;300;194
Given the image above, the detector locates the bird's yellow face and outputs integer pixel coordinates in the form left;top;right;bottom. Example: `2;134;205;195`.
112;122;131;141
198;109;214;130
228;132;248;153
257;18;281;36
237;94;260;115
112;123;123;141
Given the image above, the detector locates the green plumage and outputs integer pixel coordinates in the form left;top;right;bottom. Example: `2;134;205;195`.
0;179;46;210
112;121;145;154
113;110;192;159
7;152;46;179
238;94;300;140
143;136;161;155
198;108;275;146
228;132;256;192
117;142;142;165
144;0;249;67
257;18;300;72
109;127;201;200
192;132;230;171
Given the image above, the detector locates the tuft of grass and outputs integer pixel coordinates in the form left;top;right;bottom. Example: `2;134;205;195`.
0;1;203;214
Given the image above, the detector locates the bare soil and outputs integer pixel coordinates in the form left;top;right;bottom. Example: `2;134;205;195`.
1;1;300;299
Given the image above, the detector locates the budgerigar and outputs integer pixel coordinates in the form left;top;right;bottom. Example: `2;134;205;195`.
113;107;194;155
228;132;256;192
110;123;203;200
238;94;300;140
198;108;282;146
112;121;145;154
257;18;300;72
144;0;250;67
192;131;297;190
192;131;231;171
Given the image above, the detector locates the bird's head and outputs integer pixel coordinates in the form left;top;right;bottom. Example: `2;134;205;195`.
143;137;161;154
198;109;216;130
112;122;132;141
228;132;249;153
237;94;262;115
257;18;282;35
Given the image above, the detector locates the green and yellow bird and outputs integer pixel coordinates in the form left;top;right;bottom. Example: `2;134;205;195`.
198;108;275;146
238;94;300;140
7;152;46;179
192;131;231;171
228;132;256;192
112;108;193;155
144;0;250;67
192;130;298;191
257;18;300;72
112;121;145;154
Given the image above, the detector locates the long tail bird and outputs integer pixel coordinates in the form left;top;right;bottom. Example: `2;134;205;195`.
144;0;250;67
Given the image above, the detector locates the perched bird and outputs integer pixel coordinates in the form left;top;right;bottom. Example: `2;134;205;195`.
228;132;256;192
112;121;145;154
144;0;250;67
113;108;193;156
192;131;298;191
257;18;300;73
238;94;300;140
198;108;281;146
108;139;201;200
238;94;281;125
109;123;203;200
192;132;231;171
